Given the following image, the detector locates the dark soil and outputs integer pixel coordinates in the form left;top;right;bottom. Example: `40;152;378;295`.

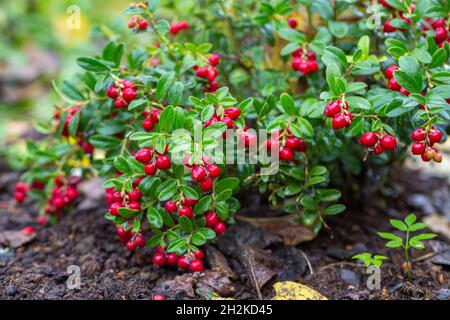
0;165;449;300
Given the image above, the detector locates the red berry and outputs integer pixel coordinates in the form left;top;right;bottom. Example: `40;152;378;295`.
244;133;257;148
205;212;220;228
189;259;204;272
113;191;123;203
128;20;136;29
117;227;127;238
280;148;294;161
208;53;220;66
214;222;227;235
266;139;279;152
179;206;193;219
156;155;171;170
291;48;303;57
152;253;166;266
195;67;209;78
66;187;79;200
184;197;198;207
107;86;118;99
380;0;393;9
435;27;447;43
177;256;189;270
192;249;204;260
360;132;379;147
151;109;162;123
296;139;307;152
383;20;397;33
291;58;302;71
306;60;319;73
411;128;426;141
129;201;141;211
156;245;165;254
153;294;166;301
142;118;155;132
332;114;349;130
166;253;179;266
135;235;146;247
385;65;399;79
429;129;443;143
164;201;178;213
115;98;128;108
412;142;426;155
199;177;213;192
324;101;342;117
53;197;65;208
122;88;136;102
221;117;234;129
133;177;143;188
388;78;400;91
135;148;152;164
22;226;35;235
192;166;207;182
380;135;397;150
399;87;410;96
145;163;157;176
138;19;148;30
285;137;299;149
15;192;26;203
129;189;142;202
298;61;309;74
224;107;241;120
306;51;317;61
432;19;446;29
374;144;384;155
207;164;221;178
109;202;122;216
287;17;297;29
126;240;136;251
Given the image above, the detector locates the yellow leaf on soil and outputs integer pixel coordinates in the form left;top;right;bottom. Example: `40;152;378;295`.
272;281;327;300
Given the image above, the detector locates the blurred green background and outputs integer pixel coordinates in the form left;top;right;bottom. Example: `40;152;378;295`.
0;0;135;145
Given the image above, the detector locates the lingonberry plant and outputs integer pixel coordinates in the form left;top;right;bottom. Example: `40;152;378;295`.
13;0;449;272
378;213;436;278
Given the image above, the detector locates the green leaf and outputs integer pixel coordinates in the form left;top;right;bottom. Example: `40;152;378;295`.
168;81;184;106
429;48;448;68
306;176;326;187
181;186;199;200
77;57;111;72
394;70;422;93
179;216;193;233
68;111;80;138
197;227;216;240
385;240;403;248
378;232;402;242
114;156;131;173
324;204;346;215
157;179;178;201
156;71;176;100
408;222;428;232
409;233;436;242
128;99;148;111
147;207;163;228
328;21;348;38
278;28;305;43
404;213;417;226
192;232;206;246
147;232;163;248
159;106;175;132
89;135;121;149
280;93;296;116
309;166;327;176
317;189;341;202
194;196;213;215
118;208;140;218
390;219;408;231
214;178;240;195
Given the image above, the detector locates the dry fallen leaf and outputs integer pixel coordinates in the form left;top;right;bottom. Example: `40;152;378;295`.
272;281;327;300
423;214;450;241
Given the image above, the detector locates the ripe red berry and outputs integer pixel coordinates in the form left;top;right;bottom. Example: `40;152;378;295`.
66;187;79;200
411;128;426;141
164;201;178;213
207;164;221;178
128;20;136;29
199;177;213;192
177;256;189;269
280;147;294;161
380;0;393;9
291;58;302;71
115;98;128;108
22;226;36;235
135;148;152;164
15;192;26;203
221;117;234;129
428;129;443;143
296;139;307;152
166;253;179;266
156;155;171;170
122;88;136;102
107;86;118;99
145;163;157;176
412;142;426;155
151;109;162;123
306;60;319;73
126;240;136;251
205;212;220;228
208;53;220;66
324;101;342;117
287;17;297;29
388;77;400;91
224;107;241;120
179;206;193;219
385;65;399;79
383;19;397;33
117;227;127;238
399;87;410;96
138;19;148;30
360;132;378;147
129;201;141;211
195;67;209;78
332;114;349;130
214;222;227;235
189;259;204;272
266;139;279;152
135;235;146;247
192;249;204;260
153;294;166;301
380;135;397;150
244;133;257;148
129;189;142;202
53;197;65;208
133;177;143;188
109;202;122;216
142;118;155;132
298;61;309;74
192;166;207;182
435;27;447;43
306;51;317;61
291;48;303;57
432;19;446;29
152;253;166;266
285;137;299;149
183;197;198;207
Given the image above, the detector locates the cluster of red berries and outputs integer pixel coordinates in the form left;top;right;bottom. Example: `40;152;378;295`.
359;132;398;155
382;1;416;33
183;155;221;193
385;65;410;95
423;18;449;47
14;183;30;204
194;53;221;93
134;146;172;175
45;176;80;218
127;15;148;31
142;109;162;132
169;21;190;35
106;187;143;217
204;106;241;130
164;197;197;219
324;100;353;130
291;48;319;75
205;211;227;235
266;129;307;162
152;246;204;272
106;80;138;109
117;227;146;251
411;127;444;162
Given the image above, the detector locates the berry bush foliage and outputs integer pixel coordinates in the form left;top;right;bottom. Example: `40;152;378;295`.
14;0;450;272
